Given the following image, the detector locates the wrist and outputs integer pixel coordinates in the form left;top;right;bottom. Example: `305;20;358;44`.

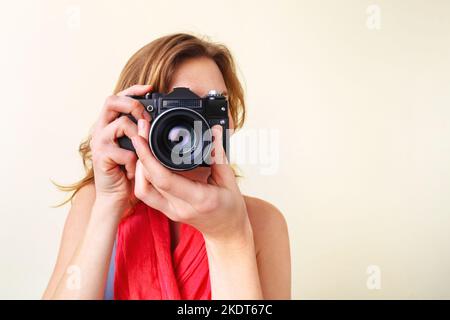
203;217;255;252
91;198;126;223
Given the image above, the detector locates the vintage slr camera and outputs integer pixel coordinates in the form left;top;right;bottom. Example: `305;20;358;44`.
118;87;229;171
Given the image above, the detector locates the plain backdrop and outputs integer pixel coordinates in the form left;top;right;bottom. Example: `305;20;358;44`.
1;0;449;299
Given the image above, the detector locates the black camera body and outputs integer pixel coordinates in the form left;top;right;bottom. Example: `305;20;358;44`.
118;87;229;171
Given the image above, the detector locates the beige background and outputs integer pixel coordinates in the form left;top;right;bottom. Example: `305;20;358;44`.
1;0;449;299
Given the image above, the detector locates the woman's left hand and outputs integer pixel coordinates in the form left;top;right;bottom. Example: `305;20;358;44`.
131;119;252;244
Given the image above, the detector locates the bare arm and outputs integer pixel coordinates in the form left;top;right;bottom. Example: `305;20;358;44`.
42;184;95;299
131;120;290;300
43;185;123;300
204;220;263;299
43;84;152;299
52;200;121;299
205;197;291;300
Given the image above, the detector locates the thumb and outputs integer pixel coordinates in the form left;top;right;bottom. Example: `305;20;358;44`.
209;125;236;188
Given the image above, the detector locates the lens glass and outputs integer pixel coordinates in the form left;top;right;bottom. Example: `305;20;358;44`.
166;124;196;155
150;108;211;171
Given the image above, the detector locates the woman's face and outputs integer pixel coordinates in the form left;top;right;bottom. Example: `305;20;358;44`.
168;56;231;182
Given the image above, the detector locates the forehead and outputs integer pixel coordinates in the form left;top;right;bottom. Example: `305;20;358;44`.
169;57;227;97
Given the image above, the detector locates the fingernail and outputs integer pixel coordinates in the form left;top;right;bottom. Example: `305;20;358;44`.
138;119;145;132
214;125;223;134
131;136;138;147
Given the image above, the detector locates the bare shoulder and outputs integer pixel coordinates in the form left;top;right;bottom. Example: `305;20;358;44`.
243;195;291;298
244;195;287;231
243;195;289;253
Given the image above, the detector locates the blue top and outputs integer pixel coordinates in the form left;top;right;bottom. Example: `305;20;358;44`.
104;240;116;300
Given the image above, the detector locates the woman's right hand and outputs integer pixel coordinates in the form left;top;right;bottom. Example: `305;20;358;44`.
90;84;152;214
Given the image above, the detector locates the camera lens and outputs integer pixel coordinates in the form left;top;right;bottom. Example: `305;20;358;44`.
166;125;196;155
149;108;211;171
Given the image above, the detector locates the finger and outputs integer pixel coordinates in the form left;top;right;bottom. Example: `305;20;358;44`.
135;158;192;222
103;146;137;180
134;120;194;215
134;160;169;212
210;125;228;165
131;130;204;202
210;125;237;188
99;95;149;128
117;84;152;97
118;85;153;122
99;115;139;144
137;118;151;141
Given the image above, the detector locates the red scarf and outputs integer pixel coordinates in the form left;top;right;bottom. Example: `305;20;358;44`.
114;202;211;300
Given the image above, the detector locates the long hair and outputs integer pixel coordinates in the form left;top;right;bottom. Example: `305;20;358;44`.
56;33;246;205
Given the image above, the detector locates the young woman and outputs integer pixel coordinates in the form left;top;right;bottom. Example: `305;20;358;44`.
43;33;291;300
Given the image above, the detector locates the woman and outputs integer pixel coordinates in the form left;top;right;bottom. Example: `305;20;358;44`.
43;33;291;300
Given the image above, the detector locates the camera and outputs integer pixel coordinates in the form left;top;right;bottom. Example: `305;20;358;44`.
118;87;229;171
